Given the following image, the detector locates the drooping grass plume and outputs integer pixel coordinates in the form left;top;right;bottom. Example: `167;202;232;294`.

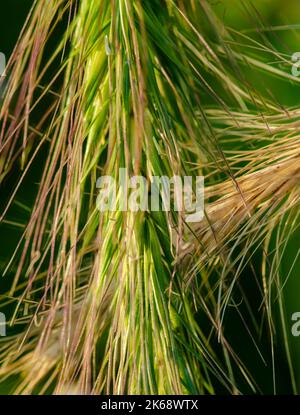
0;0;300;395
